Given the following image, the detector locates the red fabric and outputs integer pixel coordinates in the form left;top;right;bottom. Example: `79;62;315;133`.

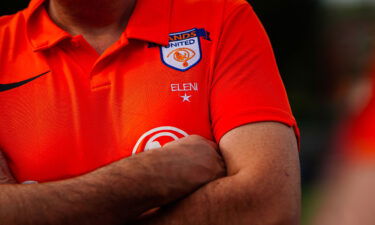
209;4;298;141
0;0;298;182
344;78;375;162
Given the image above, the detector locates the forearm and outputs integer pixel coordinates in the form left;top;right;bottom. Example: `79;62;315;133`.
0;155;169;225
137;175;242;225
137;169;299;225
136;123;301;225
0;148;204;225
0;136;224;225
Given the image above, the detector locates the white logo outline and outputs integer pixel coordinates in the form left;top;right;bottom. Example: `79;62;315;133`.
132;126;189;155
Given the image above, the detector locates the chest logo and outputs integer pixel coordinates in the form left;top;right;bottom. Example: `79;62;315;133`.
0;71;50;92
132;126;189;155
161;28;210;72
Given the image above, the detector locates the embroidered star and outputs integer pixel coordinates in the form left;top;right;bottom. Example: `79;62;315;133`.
180;93;192;102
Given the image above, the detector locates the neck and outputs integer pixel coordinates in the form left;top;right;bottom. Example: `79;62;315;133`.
47;0;136;54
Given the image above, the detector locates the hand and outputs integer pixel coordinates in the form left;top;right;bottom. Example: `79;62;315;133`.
162;135;226;184
132;135;226;205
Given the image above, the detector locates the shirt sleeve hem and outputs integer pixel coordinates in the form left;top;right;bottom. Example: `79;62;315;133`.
213;108;300;147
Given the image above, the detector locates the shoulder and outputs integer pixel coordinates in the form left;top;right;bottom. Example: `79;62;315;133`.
0;11;40;82
176;0;252;13
179;0;250;7
170;0;254;31
0;11;28;56
0;11;26;35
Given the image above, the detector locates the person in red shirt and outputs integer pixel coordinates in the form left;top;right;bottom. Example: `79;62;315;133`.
312;62;375;225
0;0;300;224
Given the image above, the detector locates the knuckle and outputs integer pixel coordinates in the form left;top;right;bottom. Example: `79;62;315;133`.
188;134;204;142
189;134;201;139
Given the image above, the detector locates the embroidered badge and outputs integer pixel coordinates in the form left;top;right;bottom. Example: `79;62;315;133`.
161;28;210;72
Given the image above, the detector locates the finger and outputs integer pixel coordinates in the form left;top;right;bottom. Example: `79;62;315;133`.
206;140;218;150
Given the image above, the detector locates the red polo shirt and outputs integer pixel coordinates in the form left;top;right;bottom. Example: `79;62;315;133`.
0;0;298;182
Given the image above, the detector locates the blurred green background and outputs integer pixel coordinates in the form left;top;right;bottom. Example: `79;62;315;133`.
251;0;375;224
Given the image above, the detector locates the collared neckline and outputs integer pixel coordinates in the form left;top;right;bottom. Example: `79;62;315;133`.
24;0;171;52
25;0;70;51
125;0;171;46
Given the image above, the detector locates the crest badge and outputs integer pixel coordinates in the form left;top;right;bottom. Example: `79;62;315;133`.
161;28;210;72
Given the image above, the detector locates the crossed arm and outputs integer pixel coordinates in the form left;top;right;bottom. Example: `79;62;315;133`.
136;122;301;225
0;122;300;225
0;136;224;225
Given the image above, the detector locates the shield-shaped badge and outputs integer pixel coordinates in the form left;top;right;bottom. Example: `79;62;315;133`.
161;28;209;72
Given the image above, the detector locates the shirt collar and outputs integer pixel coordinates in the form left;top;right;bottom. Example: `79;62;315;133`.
25;0;70;51
126;0;171;46
25;0;171;51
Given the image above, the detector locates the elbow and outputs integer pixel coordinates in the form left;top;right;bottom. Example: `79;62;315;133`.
239;205;300;225
233;172;301;225
269;210;300;225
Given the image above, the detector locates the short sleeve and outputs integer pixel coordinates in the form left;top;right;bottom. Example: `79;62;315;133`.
210;2;299;142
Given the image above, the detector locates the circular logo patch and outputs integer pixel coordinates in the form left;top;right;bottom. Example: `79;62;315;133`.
132;126;189;155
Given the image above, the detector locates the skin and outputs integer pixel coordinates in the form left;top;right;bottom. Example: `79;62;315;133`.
312;161;375;225
47;0;137;54
136;122;301;225
0;0;301;224
0;135;225;225
0;123;300;225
